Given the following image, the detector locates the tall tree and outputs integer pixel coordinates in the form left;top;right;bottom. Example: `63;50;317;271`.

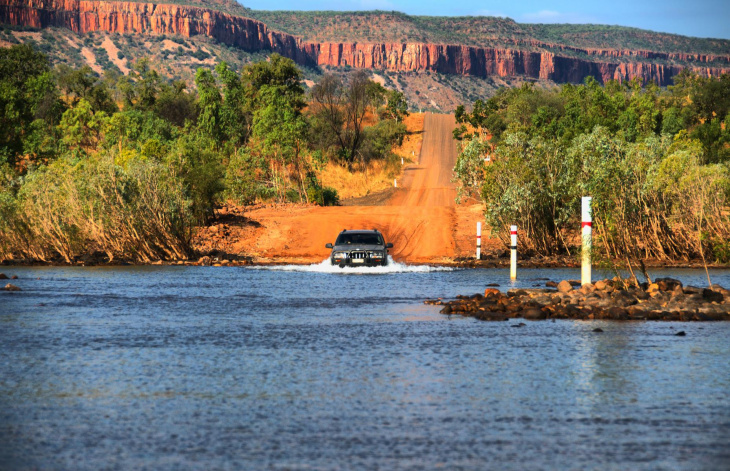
194;68;222;143
0;45;64;167
56;64;117;114
310;70;382;167
216;62;249;148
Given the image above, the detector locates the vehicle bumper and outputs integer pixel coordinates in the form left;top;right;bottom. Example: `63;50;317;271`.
331;258;387;267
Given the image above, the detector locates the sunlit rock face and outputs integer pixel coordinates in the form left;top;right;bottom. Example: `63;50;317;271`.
1;0;728;84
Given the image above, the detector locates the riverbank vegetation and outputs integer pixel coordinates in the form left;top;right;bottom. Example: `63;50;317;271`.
453;73;730;267
0;44;409;262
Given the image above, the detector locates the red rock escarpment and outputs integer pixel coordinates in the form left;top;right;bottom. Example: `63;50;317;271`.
2;0;729;85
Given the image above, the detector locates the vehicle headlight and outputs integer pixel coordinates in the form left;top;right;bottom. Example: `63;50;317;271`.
333;252;348;258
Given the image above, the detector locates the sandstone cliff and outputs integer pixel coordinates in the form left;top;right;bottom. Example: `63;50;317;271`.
2;0;729;85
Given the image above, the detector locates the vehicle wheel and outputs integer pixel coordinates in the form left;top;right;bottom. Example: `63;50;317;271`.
339;263;346;269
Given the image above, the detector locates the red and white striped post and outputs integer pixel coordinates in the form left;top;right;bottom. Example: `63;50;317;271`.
581;196;592;286
510;225;517;280
476;222;482;259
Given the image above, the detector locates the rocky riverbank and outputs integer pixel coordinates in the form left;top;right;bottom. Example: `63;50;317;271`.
427;278;730;321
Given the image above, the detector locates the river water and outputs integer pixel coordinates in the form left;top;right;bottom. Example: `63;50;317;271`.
1;262;729;470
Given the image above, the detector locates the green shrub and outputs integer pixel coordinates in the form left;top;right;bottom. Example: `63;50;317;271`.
9;152;195;262
306;185;339;206
711;237;730;264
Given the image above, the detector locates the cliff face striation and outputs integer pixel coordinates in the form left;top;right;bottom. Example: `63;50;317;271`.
2;0;729;85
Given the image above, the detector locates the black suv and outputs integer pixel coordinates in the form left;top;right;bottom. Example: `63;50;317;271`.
325;229;394;267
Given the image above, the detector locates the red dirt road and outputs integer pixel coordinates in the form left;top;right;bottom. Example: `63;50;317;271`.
202;113;489;264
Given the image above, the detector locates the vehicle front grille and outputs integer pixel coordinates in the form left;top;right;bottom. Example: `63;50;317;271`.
350;251;367;259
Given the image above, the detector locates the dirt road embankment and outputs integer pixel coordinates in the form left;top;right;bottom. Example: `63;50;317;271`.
194;113;493;265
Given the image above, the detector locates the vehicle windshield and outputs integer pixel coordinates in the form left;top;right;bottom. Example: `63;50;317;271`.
335;233;384;245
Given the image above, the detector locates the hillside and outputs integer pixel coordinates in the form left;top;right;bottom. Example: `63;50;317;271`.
250;10;730;57
1;0;729;111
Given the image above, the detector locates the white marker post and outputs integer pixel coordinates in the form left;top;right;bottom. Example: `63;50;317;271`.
510;225;517;280
476;222;482;260
394;179;397;188
581;196;592;286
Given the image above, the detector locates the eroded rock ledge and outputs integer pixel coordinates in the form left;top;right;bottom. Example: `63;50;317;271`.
427;278;730;321
1;0;729;85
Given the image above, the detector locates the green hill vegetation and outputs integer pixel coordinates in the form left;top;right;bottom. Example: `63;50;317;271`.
247;9;730;56
453;74;730;268
523;24;730;55
248;10;528;48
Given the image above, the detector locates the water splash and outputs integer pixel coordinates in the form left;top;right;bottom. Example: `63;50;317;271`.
254;257;454;274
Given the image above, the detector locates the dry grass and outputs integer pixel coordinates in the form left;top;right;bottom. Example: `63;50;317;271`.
393;112;425;160
319;160;394;200
80;47;103;75
101;36;130;74
318;113;425;200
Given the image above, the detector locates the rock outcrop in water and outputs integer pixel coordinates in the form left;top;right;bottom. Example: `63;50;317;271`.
428;278;730;321
1;0;729;85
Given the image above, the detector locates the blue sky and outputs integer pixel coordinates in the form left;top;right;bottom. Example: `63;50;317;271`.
242;0;730;39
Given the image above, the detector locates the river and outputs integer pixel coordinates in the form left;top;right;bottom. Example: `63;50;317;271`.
1;263;729;470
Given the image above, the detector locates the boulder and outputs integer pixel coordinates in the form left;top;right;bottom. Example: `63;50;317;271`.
532;295;554;305
579;284;595;295
11;275;18;279
583;296;603;307
4;283;21;291
614;290;640;307
594;280;607;290
484;288;501;297
504;302;522;313
0;273;8;279
627;306;647;320
557;280;573;293
702;288;724;303
606;306;629;320
656;278;683;292
546;281;558;288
